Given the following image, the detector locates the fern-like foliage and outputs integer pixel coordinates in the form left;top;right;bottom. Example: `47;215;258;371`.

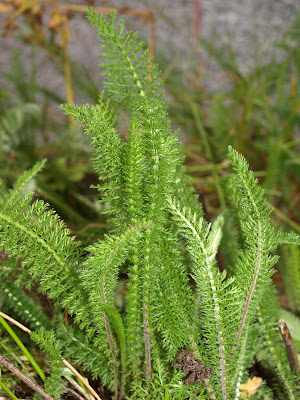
86;10;161;111
0;271;52;331
227;146;300;399
257;283;298;400
0;9;300;400
62;9;201;389
0;174;116;388
166;147;300;399
167;200;243;399
61;94;125;228
31;328;66;399
228;146;299;344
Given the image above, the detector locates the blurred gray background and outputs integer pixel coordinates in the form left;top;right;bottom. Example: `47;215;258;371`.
1;0;299;103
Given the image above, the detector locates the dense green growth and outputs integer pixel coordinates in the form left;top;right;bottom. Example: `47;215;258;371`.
0;9;300;400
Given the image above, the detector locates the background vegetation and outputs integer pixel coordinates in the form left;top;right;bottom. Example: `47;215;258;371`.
0;2;300;399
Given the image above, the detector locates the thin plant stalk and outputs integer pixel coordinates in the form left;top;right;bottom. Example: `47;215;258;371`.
59;20;75;128
270;204;300;234
29;2;37;104
0;311;100;400
0;315;46;382
190;101;226;211
187;160;230;173
0;379;20;400
0;355;55;400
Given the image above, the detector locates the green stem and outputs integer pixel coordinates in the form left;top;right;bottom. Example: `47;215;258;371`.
232;222;262;356
0;379;19;400
231;327;248;399
282;138;300;149
99;286;119;400
270;204;300;234
30;23;37;103
0;316;46;382
126;252;143;381
143;229;152;381
187;161;230;173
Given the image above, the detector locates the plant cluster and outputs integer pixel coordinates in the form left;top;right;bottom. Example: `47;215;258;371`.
0;9;300;400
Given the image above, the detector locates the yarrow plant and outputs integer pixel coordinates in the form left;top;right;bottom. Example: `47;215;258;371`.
0;9;299;400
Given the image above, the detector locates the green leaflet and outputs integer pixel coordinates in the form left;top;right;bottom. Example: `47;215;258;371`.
2;159;46;212
81;221;150;310
13;159;46;193
102;304;127;374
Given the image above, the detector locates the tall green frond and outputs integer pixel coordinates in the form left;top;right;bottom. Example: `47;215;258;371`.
81;222;147;319
167;198;243;399
86;10;161;110
81;221;150;396
61;94;125;227
145;228;197;361
228;146;300;354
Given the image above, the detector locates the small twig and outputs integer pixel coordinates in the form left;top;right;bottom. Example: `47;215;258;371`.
64;375;95;400
0;355;55;400
59;359;100;400
190;101;226;211
278;319;300;374
63;385;86;400
0;311;101;400
0;311;31;334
